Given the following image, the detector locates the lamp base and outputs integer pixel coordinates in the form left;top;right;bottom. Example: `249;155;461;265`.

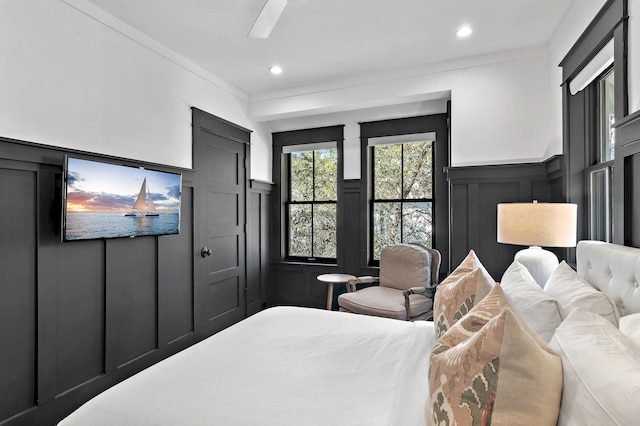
514;246;559;288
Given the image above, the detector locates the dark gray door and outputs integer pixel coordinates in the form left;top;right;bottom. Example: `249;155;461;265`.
193;108;249;337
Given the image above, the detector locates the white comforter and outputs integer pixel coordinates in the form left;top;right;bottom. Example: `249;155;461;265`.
59;306;436;426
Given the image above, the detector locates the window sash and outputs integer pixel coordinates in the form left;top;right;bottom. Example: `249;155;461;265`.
597;68;615;163
369;141;434;262
285;148;337;262
586;162;613;242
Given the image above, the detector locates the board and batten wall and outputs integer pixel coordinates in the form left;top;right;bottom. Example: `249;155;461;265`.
0;138;194;425
0;128;274;425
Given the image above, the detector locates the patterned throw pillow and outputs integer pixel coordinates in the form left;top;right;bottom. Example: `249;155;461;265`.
433;251;495;338
429;308;562;426
433;284;511;355
439;249;484;286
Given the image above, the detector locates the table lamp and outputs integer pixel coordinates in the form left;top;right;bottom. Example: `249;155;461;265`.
497;201;577;287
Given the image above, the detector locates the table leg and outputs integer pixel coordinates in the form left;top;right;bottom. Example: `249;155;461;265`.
326;282;334;310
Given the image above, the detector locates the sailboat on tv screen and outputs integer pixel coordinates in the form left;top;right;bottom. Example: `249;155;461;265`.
124;177;160;217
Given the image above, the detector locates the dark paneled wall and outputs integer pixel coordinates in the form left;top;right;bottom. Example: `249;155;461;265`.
0;140;196;426
446;156;565;280
0;129;272;425
615;110;640;246
247;180;275;315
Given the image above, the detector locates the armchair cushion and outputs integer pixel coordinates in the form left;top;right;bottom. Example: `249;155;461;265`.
338;286;433;320
379;244;431;291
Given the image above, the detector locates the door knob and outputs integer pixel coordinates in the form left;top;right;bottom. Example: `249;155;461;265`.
201;247;212;258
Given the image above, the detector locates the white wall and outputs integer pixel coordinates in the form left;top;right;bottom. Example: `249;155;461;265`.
0;0;272;181
547;0;640;146
258;49;553;176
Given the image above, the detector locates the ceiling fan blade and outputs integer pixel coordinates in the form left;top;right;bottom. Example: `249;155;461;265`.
248;0;288;38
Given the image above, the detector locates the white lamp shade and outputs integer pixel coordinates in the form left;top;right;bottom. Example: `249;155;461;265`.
497;202;577;248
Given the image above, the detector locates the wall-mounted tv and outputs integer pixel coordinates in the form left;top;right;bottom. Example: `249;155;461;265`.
62;156;182;241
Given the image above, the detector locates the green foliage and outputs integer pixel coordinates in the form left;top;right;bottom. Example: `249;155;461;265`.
289;204;312;257
290;151;313;201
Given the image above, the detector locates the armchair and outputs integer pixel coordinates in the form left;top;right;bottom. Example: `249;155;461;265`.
337;243;441;321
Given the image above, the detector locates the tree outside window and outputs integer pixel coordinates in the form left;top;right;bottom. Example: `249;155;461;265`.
371;140;433;260
287;148;337;260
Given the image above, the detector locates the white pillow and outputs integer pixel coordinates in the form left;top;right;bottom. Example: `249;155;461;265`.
549;309;640;426
620;313;640;349
500;261;562;343
544;261;620;326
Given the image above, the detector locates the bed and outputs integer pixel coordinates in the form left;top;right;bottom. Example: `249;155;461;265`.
59;241;640;425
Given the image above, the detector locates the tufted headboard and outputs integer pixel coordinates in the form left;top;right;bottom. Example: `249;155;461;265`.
576;240;640;316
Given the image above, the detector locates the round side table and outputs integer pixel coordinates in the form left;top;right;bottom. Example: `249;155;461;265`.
316;273;356;310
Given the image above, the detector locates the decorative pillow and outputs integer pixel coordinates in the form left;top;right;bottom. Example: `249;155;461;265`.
433;268;495;338
549;309;640;425
433;284;511;353
429;308;562;426
619;313;640;349
500;260;562;343
438;249;485;287
433;250;495;337
544;261;620;326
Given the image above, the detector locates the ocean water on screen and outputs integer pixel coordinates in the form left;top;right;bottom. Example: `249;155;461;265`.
65;212;179;240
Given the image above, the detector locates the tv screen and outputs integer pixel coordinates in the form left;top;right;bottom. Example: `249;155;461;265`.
63;156;182;241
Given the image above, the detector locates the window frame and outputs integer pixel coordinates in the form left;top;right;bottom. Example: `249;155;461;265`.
585;65;616;242
272;126;345;266
285;147;338;263
359;114;449;271
559;0;627;249
368;140;435;263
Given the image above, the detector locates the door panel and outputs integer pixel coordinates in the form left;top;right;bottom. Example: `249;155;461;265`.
205;276;241;319
193;110;248;337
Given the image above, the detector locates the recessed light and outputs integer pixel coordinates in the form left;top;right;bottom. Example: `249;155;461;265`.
269;65;283;75
456;25;473;38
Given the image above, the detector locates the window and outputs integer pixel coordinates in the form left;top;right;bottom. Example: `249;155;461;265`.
286;146;337;261
598;68;615;162
587;67;614;242
370;139;434;261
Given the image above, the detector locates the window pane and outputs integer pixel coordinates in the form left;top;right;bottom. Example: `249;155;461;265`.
373;202;401;260
599;69;615;162
289;204;312;256
590;168;611;242
403;141;433;199
374;144;402;199
313;204;336;258
314;149;337;201
402;201;433;248
290;151;313;202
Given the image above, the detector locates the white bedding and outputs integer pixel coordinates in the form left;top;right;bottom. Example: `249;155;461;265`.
59;306;436;426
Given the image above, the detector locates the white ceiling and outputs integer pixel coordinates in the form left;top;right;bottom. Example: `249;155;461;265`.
85;0;575;100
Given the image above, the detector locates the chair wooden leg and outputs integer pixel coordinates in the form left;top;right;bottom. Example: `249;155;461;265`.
404;294;410;321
